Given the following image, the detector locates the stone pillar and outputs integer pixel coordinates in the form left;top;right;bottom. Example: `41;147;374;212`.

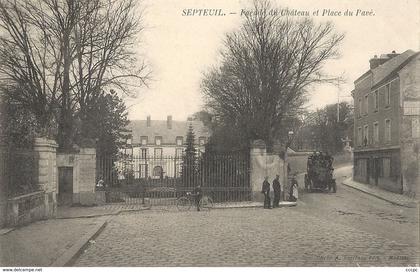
77;148;96;205
33;138;58;218
250;140;285;202
250;140;267;202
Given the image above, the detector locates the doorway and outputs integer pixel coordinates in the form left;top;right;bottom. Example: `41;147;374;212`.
58;167;73;206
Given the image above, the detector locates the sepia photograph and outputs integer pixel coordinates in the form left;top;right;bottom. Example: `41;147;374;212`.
0;0;419;270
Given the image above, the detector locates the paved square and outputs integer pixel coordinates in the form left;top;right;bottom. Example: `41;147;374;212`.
74;207;418;266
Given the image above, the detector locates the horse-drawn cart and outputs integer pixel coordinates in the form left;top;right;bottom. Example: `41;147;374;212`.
304;152;336;193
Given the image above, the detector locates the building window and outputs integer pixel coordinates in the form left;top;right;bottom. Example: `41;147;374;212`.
373;90;378;111
175;148;183;158
358;98;362;117
363;125;369;146
154;148;163;158
373;122;379;144
357;127;362;147
176;137;183;146
364;94;368;115
139;164;148;178
385;119;391;143
141;148;148;159
199;137;206;146
140;136;148;146
385;84;391;106
153;166;163;178
412;118;420;138
155;136;162;146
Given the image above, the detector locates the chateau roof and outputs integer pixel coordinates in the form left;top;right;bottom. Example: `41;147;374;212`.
128;119;211;145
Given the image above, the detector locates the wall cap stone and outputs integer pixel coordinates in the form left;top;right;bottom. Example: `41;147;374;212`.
34;138;58;149
251;139;266;149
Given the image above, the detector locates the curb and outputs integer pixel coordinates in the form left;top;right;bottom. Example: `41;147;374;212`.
342;179;417;208
51;217;109;267
0;228;14;236
56;206;151;220
213;202;297;209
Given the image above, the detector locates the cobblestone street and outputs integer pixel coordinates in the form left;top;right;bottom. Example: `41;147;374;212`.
74;167;419;267
74;207;418;266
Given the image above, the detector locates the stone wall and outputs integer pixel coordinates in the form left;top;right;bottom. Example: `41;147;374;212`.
57;148;96;205
288;151;353;175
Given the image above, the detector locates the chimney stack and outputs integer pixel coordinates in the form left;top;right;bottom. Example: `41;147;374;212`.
147;115;151;127
369;51;400;69
167;115;172;129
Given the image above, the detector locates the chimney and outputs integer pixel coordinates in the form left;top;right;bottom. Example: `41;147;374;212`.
369;55;386;69
369;51;400;69
167;115;172;129
147;115;151;127
386;50;399;59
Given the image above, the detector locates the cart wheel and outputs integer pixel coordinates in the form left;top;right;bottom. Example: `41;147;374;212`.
332;182;337;193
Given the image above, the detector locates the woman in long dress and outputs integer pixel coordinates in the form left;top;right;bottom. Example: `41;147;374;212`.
289;174;298;202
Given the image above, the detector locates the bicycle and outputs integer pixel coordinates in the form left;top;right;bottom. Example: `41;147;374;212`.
176;192;214;211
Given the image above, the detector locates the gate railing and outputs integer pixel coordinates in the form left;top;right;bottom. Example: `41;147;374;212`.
101;186;252;206
97;153;251;204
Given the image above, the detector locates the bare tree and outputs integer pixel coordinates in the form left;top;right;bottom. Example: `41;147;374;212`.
201;0;344;151
0;0;149;150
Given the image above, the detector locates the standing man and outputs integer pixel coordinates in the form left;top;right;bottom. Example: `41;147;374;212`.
261;176;271;209
272;175;281;208
193;185;203;211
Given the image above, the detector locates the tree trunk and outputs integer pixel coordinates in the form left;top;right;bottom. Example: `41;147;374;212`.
58;28;73;151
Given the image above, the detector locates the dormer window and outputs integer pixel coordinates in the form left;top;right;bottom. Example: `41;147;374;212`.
176;137;183;146
140;136;148;146
155;136;162;146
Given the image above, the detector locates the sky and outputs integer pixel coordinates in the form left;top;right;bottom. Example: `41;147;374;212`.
126;0;420;121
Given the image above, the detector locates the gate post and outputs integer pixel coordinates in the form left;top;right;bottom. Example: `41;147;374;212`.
33;138;58;218
78;147;97;205
250;140;267;202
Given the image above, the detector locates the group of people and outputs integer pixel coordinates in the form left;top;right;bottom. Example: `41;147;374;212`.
261;174;298;209
307;151;334;169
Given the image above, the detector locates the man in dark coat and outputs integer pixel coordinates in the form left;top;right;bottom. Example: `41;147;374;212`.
261;176;271;209
272;175;281;207
193;185;202;211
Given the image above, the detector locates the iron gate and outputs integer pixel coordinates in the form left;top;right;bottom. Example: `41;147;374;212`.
97;153;251;205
